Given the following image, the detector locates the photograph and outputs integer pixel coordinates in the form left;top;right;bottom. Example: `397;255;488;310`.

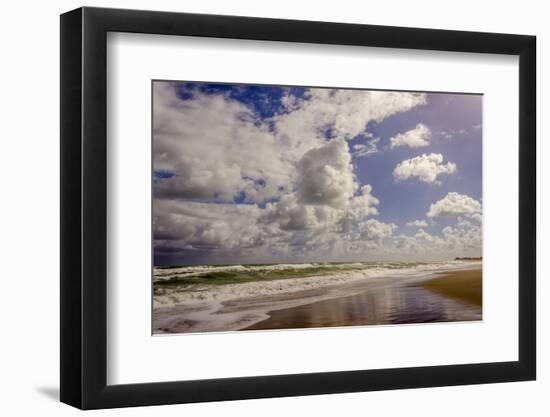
152;80;483;334
51;3;539;412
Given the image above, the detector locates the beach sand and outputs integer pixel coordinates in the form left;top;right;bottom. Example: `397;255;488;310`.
422;268;482;307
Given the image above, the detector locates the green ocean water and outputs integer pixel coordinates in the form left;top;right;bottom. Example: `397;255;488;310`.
153;261;432;291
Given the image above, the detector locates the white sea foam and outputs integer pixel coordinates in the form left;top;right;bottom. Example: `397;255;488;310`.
154;262;362;280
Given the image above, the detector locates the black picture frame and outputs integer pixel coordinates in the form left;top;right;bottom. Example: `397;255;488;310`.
60;6;536;410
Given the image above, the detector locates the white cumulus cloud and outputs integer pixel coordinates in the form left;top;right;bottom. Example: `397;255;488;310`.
393;153;457;184
296;138;357;208
427;192;482;218
153;82;292;203
390;123;431;149
357;219;397;242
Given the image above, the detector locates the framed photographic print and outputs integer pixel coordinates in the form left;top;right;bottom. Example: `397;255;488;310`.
60;6;536;409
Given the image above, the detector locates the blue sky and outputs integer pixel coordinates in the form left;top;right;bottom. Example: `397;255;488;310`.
351;93;482;237
153;81;482;265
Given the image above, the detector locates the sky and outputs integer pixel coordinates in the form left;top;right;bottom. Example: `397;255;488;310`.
153;81;482;266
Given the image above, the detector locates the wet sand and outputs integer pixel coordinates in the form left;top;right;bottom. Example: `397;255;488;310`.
245;267;482;331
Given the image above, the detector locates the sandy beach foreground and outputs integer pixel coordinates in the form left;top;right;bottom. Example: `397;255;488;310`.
153;262;482;334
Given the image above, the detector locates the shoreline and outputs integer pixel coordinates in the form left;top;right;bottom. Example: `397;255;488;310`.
153;263;482;334
244;266;482;331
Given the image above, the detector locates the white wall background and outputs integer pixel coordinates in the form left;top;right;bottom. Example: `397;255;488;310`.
0;0;545;415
